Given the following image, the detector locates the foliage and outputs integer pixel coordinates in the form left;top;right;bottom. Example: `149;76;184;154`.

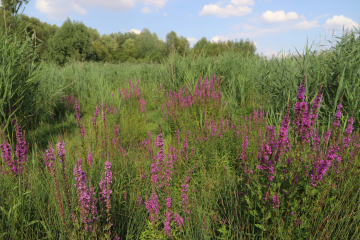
0;9;44;137
47;18;91;66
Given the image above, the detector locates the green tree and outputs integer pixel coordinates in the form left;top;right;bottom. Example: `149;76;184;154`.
100;34;118;61
192;37;211;56
90;39;111;62
47;18;91;66
166;31;190;56
121;38;138;61
138;28;157;58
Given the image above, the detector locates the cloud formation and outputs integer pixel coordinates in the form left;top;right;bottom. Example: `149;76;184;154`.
130;29;141;34
199;0;253;18
230;0;255;6
214;19;319;42
187;37;197;44
262;10;299;23
323;15;360;34
35;0;168;20
141;6;151;13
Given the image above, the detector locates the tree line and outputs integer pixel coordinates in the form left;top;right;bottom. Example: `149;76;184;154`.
0;2;257;66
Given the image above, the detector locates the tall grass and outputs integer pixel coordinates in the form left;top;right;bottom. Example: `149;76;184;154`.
0;27;359;239
30;27;359;141
1;71;360;239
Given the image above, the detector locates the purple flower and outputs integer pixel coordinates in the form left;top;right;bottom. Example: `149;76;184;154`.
1;124;29;176
174;213;184;229
145;190;160;223
275;102;291;161
74;158;98;232
0;141;14;175
76;101;81;126
164;211;172;236
57;141;66;163
323;129;332;143
345;117;354;135
333;102;343;128
181;177;190;214
44;145;56;173
99;161;113;213
165;197;172;209
87;150;93;167
240;136;249;161
272;194;281;209
92;105;101;129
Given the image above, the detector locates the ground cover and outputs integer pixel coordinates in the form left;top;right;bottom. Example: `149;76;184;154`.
1;71;359;239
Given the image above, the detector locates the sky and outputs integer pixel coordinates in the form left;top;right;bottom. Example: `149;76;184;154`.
2;0;360;57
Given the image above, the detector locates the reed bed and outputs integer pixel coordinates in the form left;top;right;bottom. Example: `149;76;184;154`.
0;27;359;239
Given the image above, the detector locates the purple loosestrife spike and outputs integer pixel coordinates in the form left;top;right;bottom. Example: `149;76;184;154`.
0;140;14;176
343;115;355;149
181;176;190;214
44;144;56;173
174;213;184;229
92;106;101;128
275;102;291;162
164;196;172;236
87;179;98;232
272;194;281;209
57;141;66;163
323;129;332;143
240;136;249;162
49;145;68;234
293;76;306;134
99;161;113;211
312;132;321;151
76;101;81;126
87;150;93;167
164;211;172;236
165;197;172;208
145;190;160;223
333;101;343;129
0;124;28;177
74;159;93;231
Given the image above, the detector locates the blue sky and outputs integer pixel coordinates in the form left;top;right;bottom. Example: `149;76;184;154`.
4;0;360;57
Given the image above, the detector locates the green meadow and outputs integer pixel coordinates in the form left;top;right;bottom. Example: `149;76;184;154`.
1;10;360;239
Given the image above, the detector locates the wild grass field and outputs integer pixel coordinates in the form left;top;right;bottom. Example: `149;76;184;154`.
1;22;360;239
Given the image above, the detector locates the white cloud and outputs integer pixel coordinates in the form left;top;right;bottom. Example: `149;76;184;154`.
199;3;252;18
211;36;220;43
141;0;167;8
211;36;231;43
35;0;168;20
219;20;319;41
189;14;192;17
293;20;319;30
141;6;151;13
130;29;141;34
231;0;255;6
262;10;299;23
163;13;167;16
70;2;87;15
323;15;360;34
187;37;197;44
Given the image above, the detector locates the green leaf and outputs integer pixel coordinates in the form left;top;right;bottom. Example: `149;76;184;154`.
254;224;265;231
